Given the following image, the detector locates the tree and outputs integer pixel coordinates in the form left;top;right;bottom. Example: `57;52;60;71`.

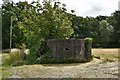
26;0;74;63
98;20;113;47
2;1;40;49
2;2;13;49
2;0;74;63
109;11;120;47
95;15;108;21
71;15;113;47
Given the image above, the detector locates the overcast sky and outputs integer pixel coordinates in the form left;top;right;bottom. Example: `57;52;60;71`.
1;0;120;17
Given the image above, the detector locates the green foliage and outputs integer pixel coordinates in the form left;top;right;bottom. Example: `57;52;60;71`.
108;11;120;47
84;38;93;46
2;0;74;64
36;56;90;64
27;35;47;63
2;0;119;49
71;15;114;48
84;38;93;59
2;0;120;50
25;0;74;64
99;20;113;47
2;1;30;48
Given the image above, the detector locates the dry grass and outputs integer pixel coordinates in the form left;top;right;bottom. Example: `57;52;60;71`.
92;48;120;61
92;48;119;56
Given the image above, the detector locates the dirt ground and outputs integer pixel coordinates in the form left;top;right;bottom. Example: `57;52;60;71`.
3;58;118;78
1;48;119;78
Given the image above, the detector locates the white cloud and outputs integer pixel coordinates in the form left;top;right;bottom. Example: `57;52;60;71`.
119;1;120;10
1;0;120;17
60;0;119;17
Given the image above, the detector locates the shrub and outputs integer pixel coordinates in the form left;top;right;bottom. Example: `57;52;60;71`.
8;50;25;66
11;61;24;66
26;36;50;64
36;54;91;64
84;38;93;59
10;51;23;61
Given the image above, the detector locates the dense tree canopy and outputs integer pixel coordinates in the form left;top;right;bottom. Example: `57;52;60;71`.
2;0;74;48
108;11;120;47
2;0;74;63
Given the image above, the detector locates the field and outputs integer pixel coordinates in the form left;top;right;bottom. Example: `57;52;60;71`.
1;48;120;78
92;48;120;61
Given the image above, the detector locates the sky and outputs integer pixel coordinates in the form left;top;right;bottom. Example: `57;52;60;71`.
0;0;120;17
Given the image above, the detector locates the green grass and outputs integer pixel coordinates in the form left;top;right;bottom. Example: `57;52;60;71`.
1;65;12;78
2;53;11;66
2;53;13;78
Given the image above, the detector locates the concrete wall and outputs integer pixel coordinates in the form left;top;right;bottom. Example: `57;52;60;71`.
47;39;92;61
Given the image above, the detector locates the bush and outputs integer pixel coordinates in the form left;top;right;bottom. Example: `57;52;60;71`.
11;61;24;66
36;57;91;64
84;38;93;59
10;51;24;61
8;50;25;66
26;36;50;64
36;54;91;64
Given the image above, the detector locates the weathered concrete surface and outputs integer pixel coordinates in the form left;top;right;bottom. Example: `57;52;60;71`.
47;39;92;61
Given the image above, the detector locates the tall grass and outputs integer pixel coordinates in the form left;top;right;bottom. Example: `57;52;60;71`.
2;51;25;66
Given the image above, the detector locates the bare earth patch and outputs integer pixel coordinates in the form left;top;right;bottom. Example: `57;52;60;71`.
6;58;118;78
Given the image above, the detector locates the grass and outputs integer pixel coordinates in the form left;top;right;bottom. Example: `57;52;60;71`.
1;53;11;78
2;67;11;78
92;48;120;62
2;53;11;66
